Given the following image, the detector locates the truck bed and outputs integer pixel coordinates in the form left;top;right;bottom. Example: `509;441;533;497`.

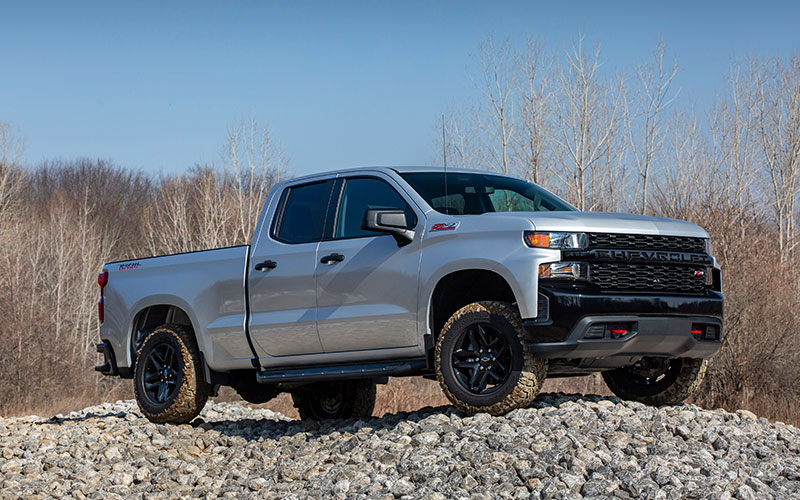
100;245;253;373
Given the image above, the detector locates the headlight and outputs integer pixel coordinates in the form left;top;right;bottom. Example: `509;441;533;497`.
705;238;712;255
524;231;587;249
539;262;586;280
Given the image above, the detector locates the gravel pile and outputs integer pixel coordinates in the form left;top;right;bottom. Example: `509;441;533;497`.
1;393;799;499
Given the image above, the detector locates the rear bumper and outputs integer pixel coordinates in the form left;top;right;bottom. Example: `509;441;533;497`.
524;288;723;359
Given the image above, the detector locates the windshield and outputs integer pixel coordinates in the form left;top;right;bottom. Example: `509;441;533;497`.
400;172;576;215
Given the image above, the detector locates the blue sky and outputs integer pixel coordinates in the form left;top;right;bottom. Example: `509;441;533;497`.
1;1;798;176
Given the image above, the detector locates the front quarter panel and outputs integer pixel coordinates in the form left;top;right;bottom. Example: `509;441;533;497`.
418;213;558;337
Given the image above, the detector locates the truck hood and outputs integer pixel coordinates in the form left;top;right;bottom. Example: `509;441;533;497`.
479;211;709;238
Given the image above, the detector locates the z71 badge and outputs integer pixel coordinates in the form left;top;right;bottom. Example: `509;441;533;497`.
430;222;458;232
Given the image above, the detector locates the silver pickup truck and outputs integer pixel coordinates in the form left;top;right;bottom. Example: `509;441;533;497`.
96;167;723;423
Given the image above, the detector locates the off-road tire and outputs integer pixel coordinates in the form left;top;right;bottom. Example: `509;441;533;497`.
603;357;708;406
134;324;211;423
435;301;547;415
291;379;376;420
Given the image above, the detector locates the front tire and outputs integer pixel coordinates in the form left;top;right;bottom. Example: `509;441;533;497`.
134;324;210;423
291;379;376;420
602;357;707;406
435;301;547;415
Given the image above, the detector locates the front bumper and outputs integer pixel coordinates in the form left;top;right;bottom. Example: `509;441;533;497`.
524;287;723;359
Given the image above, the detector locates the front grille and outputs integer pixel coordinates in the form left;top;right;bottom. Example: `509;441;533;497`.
590;262;707;294
588;233;706;253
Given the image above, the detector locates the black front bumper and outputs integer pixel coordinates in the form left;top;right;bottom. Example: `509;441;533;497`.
524;287;723;359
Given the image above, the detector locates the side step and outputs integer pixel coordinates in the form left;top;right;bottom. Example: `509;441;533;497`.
256;359;427;385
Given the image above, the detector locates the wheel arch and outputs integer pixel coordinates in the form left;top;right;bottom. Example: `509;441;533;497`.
126;295;206;368
425;267;522;365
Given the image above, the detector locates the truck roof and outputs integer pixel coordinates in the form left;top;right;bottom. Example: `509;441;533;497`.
288;166;513;184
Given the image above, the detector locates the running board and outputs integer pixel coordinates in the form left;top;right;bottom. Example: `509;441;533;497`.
255;359;427;384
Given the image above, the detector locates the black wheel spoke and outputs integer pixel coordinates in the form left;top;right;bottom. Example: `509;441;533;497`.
487;369;503;381
475;325;489;346
454;361;479;369
476;371;490;392
156;383;169;402
454;348;476;359
467;330;479;351
468;366;481;390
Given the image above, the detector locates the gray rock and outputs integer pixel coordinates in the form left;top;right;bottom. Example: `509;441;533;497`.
0;396;797;499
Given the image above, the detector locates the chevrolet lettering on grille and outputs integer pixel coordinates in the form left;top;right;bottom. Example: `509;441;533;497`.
577;249;713;265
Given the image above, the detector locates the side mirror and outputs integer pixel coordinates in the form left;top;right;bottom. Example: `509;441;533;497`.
362;209;415;246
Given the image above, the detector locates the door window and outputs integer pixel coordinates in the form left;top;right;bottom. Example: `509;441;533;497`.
274;180;334;244
335;178;416;239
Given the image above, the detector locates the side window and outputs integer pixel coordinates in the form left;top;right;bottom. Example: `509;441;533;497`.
274;180;334;244
335;178;416;239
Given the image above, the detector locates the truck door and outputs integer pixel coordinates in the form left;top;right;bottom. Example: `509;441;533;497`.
247;179;335;357
315;175;422;352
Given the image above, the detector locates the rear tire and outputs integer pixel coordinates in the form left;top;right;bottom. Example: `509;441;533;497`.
435;301;547;415
603;357;707;406
291;379;376;420
134;324;210;424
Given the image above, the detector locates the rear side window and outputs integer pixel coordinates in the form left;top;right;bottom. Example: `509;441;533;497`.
274;180;334;244
335;177;416;239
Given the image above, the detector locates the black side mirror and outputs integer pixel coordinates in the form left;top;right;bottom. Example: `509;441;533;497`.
361;209;415;246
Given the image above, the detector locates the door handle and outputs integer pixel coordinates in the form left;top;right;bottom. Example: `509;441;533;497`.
254;259;277;271
320;253;345;264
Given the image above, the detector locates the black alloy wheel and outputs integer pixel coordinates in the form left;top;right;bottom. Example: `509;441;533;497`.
452;323;512;395
141;343;181;405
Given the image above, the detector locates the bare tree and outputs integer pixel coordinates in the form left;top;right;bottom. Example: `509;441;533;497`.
474;37;516;175
751;54;800;257
652;109;711;219
144;119;285;255
709;61;759;217
553;34;626;210
225;117;286;243
438;107;485;170
0;122;24;219
627;41;679;214
513;36;553;184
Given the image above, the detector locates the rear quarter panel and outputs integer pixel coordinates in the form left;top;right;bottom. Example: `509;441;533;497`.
99;246;252;372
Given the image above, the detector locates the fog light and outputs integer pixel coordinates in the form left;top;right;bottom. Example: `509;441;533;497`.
538;262;585;280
